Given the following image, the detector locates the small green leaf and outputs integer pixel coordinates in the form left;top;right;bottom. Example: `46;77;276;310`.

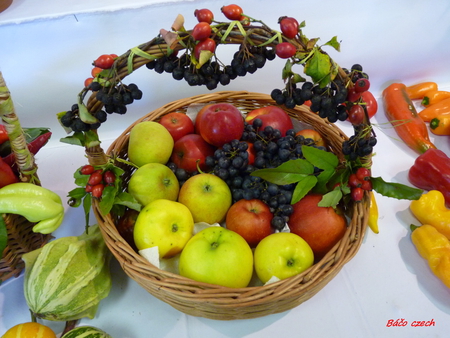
251;159;314;185
68;187;87;200
59;133;85;147
77;103;98;124
318;188;342;208
98;185;117;216
304;49;332;87
84;130;101;148
291;176;318;204
196;50;214;68
302;145;338;171
114;192;142;212
371;176;423;200
324;36;341;52
0;215;7;260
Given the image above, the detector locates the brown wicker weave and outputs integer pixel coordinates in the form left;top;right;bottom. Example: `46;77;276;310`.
91;91;370;320
0;72;52;283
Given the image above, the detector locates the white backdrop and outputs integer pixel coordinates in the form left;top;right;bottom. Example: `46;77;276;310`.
1;1;450;337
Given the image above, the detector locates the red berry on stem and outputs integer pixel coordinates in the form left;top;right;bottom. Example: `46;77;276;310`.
221;4;243;20
275;42;297;59
194;38;216;60
349;173;362;188
94;54;115;69
103;170;116;185
194;8;214;23
355;78;370;93
88;171;103;186
348;104;365;125
356;167;371;181
92;183;105;199
191;22;212;41
360;180;373;191
279;16;299;39
351;187;364;202
80;164;95;175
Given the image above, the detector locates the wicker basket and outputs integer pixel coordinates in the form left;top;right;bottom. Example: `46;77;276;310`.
91;90;370;320
71;16;373;319
0;72;52;283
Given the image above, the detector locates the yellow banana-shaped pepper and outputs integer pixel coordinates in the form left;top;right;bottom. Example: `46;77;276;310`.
411;224;450;289
410;190;450;240
368;192;379;234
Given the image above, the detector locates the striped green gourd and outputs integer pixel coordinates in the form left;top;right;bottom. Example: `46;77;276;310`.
61;326;113;338
22;224;112;321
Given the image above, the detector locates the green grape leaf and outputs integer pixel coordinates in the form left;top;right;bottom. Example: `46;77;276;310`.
98;185;117;216
68;187;87;201
114;192;142;212
0;215;7;261
59;132;85;147
291;175;318;204
318;188;343;208
371;176;423;200
324;36;341;52
302;145;339;171
304;49;333;87
251;159;314;185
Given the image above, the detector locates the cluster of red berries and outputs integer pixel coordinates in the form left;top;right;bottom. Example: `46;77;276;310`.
349;167;372;202
80;164;116;199
84;53;118;88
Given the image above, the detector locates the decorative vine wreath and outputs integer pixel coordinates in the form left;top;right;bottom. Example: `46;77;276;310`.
58;5;421;320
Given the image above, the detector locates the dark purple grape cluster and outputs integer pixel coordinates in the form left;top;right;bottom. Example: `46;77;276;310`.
145;46;275;90
199;119;327;230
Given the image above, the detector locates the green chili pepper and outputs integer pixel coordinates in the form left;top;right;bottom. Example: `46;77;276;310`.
0;182;62;203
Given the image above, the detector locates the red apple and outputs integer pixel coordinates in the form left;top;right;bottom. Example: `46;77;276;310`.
245;106;294;136
226;199;273;247
287;194;347;260
295;129;327;148
160;112;195;142
195;103;245;147
171;134;216;173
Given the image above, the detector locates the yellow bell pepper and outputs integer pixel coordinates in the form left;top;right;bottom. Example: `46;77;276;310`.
411;224;450;289
410;190;450;240
368;192;379;234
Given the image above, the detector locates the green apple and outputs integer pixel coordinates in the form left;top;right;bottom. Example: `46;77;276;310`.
254;232;314;284
128;162;179;207
179;226;253;288
178;173;231;224
133;199;194;258
128;121;174;167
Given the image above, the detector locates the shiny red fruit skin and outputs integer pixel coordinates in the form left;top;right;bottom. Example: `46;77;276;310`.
194;8;214;23
275;42;297;59
221;4;243;20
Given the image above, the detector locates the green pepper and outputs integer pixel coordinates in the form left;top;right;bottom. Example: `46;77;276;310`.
0;182;64;234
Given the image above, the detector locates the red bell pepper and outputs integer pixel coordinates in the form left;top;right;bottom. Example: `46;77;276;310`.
0;156;18;188
408;148;450;207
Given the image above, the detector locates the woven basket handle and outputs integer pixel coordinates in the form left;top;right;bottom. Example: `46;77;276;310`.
0;72;39;184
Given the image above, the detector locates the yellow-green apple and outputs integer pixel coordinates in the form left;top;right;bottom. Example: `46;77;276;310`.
178;173;231;224
287;194;347;260
159;112;195;142
245;105;294;136
254;232;314;284
295;129;327;148
225;199;273;247
195;103;244;147
179;226;253;288
128;162;179;207
128;121;174;167
170;134;216;173
133;199;194;258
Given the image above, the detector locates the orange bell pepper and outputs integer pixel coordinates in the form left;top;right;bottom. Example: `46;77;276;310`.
421;90;450;107
418;97;450;122
429;115;450;136
382;83;436;154
406;82;438;100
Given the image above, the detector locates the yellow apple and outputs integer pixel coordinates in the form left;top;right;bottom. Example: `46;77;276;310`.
133;199;194;258
178;173;231;224
128;162;179;207
128;121;174;167
179;226;253;288
254;232;314;284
